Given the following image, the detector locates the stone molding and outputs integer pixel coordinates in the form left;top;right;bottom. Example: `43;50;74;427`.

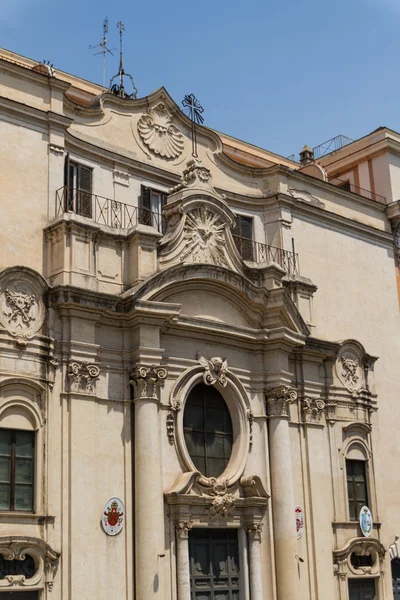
266;385;298;418
175;521;193;539
68;361;100;394
333;537;385;579
0;536;60;592
130;364;168;399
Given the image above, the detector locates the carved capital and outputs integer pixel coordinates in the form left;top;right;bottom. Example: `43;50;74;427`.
266;385;297;417
175;521;193;539
302;397;326;424
130;364;168;399
247;522;263;541
68;361;100;394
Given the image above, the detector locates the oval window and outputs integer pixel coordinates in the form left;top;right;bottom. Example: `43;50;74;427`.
183;383;233;478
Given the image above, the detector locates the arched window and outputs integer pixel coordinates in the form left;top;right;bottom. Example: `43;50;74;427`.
183;383;233;478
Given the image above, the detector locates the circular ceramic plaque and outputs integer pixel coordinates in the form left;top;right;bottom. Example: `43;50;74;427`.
102;497;124;536
295;506;305;539
359;505;372;537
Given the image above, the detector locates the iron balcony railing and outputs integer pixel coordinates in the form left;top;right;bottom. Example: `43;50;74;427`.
56;186;165;233
313;134;354;159
233;235;299;276
327;178;386;203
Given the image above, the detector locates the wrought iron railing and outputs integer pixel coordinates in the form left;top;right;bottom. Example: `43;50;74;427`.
55;186;165;232
313;134;354;159
328;178;386;203
233;236;299;276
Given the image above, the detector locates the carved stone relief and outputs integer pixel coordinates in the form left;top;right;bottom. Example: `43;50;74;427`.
333;538;385;579
138;102;184;159
247;522;263;541
68;361;100;394
0;268;46;345
208;478;236;520
130;364;168;399
181;207;227;266
336;342;366;395
196;353;228;387
175;520;193;539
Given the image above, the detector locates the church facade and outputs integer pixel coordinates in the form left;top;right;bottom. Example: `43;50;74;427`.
0;47;400;600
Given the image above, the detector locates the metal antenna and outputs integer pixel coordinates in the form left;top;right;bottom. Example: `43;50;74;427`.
182;94;204;158
89;17;115;87
108;21;138;99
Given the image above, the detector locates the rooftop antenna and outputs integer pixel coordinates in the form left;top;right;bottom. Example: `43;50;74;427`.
89;17;115;87
182;94;204;158
108;21;138;99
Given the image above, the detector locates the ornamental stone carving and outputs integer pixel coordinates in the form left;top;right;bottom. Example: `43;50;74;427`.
68;361;100;393
336;342;366;395
0;536;60;592
0;268;46;345
247;522;263;541
333;538;385;579
175;521;193;539
302;397;326;423
196;352;228;387
266;385;298;418
181;207;227;266
208;477;236;520
130;364;168;399
138;102;184;159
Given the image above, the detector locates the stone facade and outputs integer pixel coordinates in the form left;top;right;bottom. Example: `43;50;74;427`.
0;47;399;600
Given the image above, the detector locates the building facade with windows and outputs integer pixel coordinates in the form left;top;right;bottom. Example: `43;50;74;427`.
0;47;400;600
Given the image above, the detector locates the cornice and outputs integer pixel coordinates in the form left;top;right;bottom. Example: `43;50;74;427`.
0;56;70;92
0;95;72;130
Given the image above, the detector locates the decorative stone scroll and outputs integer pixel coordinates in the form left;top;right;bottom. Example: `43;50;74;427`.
196;353;228;387
68;361;100;393
130;364;168;399
138;102;184;159
0;536;60;592
266;385;298;418
333;537;385;579
0;268;46;345
302;396;326;424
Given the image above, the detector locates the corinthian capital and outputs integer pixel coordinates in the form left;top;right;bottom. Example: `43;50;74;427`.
247;522;263;541
130;364;168;399
266;385;298;417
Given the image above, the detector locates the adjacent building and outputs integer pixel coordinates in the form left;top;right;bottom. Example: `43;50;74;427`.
0;46;400;600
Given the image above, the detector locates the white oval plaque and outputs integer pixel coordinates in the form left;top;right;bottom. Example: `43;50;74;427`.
359;505;372;537
295;506;305;539
102;497;124;536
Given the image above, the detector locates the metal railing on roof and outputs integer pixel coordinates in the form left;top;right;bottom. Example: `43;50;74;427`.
233;235;299;276
313;134;353;159
327;178;386;203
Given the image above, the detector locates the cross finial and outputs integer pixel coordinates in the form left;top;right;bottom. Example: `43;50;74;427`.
182;94;204;158
108;21;138;99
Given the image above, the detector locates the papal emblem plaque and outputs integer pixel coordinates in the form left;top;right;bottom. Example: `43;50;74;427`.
359;505;372;537
102;497;124;536
295;506;305;539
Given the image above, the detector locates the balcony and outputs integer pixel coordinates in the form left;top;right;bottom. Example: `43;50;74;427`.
56;186;165;232
233;236;299;277
327;178;386;203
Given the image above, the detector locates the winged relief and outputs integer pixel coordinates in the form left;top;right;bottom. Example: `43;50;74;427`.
196;352;228;387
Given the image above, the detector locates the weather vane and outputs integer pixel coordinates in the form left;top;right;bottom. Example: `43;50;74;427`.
108;21;138;99
89;17;116;88
182;94;204;158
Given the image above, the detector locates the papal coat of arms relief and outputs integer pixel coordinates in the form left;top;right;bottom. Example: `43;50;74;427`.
137;102;185;159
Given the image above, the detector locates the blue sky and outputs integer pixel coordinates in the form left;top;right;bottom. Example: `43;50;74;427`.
1;0;398;159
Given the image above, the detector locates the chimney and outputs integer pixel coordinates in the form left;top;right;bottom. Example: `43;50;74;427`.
299;145;314;166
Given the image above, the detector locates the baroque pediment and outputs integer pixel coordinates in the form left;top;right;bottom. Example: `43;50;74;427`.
158;159;245;273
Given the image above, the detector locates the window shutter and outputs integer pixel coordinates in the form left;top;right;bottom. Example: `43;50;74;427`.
239;216;253;240
78;165;92;193
64;153;70;186
139;185;152;226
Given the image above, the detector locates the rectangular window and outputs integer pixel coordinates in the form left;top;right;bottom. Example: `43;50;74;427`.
346;459;368;521
338;179;352;192
64;155;93;218
348;578;376;600
0;429;34;512
139;185;167;233
233;214;254;260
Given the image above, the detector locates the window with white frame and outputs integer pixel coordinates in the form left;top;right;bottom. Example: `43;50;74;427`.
139;185;167;233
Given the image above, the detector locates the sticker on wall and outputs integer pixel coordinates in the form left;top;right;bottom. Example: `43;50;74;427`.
295;506;305;539
359;505;372;537
102;497;124;536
